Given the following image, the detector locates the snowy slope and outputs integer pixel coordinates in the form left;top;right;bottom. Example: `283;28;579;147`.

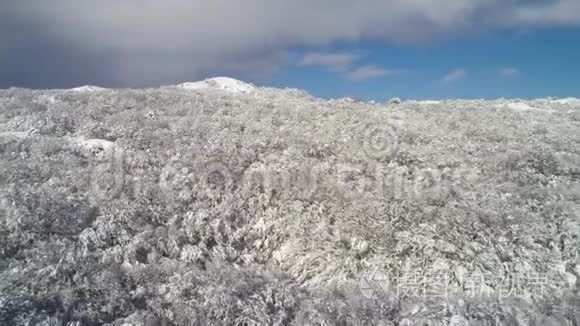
0;85;579;325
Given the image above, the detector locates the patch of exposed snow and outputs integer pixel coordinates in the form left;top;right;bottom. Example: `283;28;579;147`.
73;138;116;160
554;97;580;105
418;100;441;105
81;138;114;148
70;85;108;92
496;102;536;112
508;102;535;111
177;77;255;93
494;101;560;114
407;100;441;105
35;95;57;104
77;138;115;151
0;131;29;139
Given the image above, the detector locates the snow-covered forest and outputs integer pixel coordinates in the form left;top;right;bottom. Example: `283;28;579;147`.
1;79;579;325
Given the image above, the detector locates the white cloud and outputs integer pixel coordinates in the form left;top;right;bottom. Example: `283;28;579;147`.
513;0;580;25
299;52;393;82
3;1;580;85
499;67;520;77
441;69;467;84
346;66;393;82
299;52;360;72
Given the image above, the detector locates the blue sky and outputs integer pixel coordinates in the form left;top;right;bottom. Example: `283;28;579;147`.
271;28;580;101
2;1;580;100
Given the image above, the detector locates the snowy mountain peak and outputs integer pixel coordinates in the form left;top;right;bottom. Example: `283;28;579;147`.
70;85;108;92
177;77;255;93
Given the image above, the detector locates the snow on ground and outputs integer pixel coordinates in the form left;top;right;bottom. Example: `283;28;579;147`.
177;77;255;93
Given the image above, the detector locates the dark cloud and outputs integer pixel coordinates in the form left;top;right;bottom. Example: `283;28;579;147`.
1;1;579;88
0;10;119;88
